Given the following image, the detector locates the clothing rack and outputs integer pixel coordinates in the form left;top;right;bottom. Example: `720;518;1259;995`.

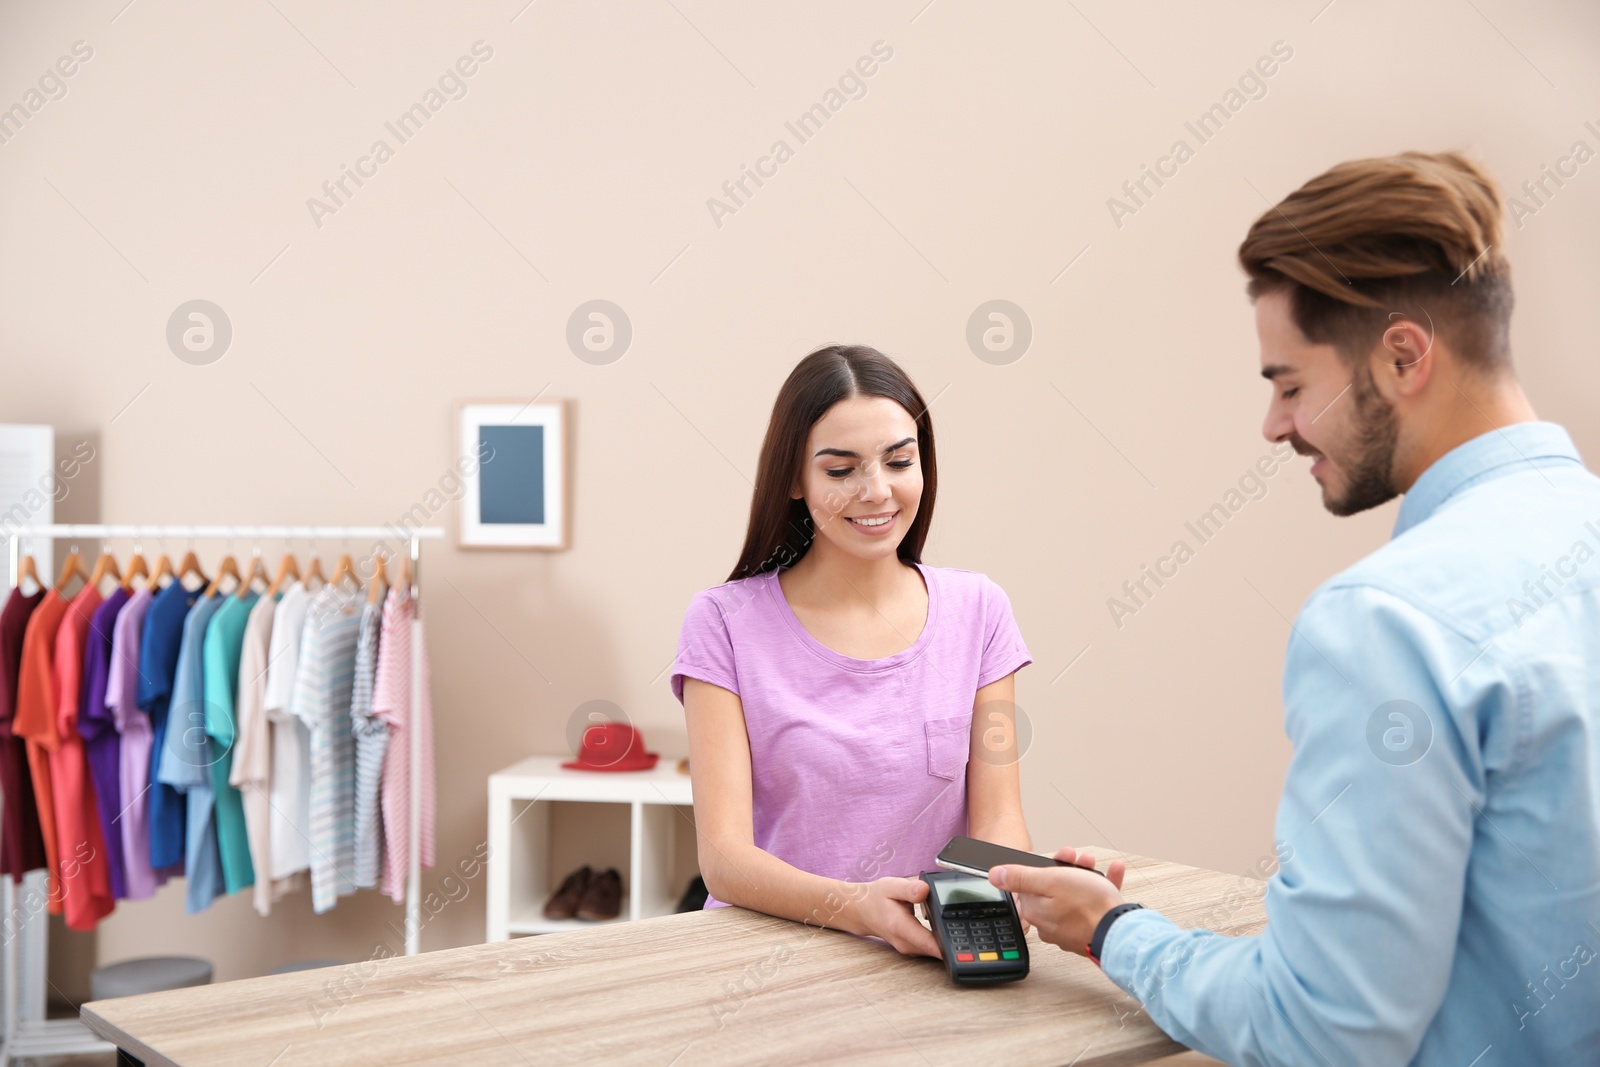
0;523;443;1065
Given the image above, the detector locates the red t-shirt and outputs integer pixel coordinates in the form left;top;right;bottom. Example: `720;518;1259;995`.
50;586;113;930
13;591;70;912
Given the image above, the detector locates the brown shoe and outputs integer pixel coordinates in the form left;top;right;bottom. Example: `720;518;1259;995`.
576;867;623;920
543;865;592;920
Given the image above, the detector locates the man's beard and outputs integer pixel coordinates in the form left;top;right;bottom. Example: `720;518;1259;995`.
1325;367;1400;516
1291;367;1401;517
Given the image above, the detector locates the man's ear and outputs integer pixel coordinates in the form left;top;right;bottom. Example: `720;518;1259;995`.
1374;315;1435;398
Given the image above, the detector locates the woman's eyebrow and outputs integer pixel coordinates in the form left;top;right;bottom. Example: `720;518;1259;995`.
813;436;916;459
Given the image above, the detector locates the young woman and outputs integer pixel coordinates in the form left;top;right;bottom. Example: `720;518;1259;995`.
671;344;1034;958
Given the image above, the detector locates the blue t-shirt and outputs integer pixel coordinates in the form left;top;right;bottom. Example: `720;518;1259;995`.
157;591;225;913
137;580;201;873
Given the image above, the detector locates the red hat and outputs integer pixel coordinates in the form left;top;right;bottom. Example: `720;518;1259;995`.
561;722;659;772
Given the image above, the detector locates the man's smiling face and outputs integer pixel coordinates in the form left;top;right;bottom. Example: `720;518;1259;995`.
1256;288;1401;517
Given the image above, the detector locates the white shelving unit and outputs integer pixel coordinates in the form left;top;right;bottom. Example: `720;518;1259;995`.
487;757;697;941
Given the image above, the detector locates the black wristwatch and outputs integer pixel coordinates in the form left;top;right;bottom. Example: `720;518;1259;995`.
1087;902;1145;966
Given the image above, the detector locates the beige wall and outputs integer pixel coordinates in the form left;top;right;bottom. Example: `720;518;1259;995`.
2;0;1597;989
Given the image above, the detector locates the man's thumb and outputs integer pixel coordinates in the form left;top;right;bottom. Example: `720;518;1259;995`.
989;864;1037;894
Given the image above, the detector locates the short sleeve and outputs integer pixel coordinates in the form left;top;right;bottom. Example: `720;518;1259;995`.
976;576;1032;689
670;591;739;704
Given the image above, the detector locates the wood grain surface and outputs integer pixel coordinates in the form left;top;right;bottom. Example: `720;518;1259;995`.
82;853;1267;1066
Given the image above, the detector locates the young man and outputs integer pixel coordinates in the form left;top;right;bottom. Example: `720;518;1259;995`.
991;152;1600;1065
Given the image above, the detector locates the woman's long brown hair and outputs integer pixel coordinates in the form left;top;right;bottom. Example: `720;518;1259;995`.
727;345;937;582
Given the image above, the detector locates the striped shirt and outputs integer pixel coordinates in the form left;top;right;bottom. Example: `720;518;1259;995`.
372;588;435;903
349;600;387;889
291;584;362;914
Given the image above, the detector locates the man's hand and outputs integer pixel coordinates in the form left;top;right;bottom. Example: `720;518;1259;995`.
989;847;1128;957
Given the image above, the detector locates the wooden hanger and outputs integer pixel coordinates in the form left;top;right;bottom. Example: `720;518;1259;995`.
204;553;241;597
121;548;150;593
149;552;174;587
267;553;300;598
88;550;122;591
302;551;326;590
238;551;271;599
15;553;41;593
53;546;88;594
329;553;360;593
176;549;207;590
398;551;413;594
368;553;388;605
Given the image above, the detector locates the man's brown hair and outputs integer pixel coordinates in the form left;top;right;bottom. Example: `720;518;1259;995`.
1238;151;1514;371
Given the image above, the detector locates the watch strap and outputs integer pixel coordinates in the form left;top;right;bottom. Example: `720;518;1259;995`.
1087;902;1145;966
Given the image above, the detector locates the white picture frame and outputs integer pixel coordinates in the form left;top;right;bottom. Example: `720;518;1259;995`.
457;400;570;550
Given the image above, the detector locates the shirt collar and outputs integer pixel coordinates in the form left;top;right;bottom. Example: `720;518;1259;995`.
1393;421;1584;538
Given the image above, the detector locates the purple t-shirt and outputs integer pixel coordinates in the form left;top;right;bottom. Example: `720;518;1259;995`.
80;586;130;901
671;562;1032;908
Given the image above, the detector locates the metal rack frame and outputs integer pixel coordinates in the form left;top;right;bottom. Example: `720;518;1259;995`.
0;523;444;1064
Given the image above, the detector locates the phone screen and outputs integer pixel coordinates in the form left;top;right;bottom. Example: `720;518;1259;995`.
933;877;1007;905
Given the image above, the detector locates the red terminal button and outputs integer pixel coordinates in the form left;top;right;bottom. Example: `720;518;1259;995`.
956;952;974;962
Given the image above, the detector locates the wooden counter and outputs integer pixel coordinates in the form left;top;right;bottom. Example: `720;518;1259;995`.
82;853;1266;1066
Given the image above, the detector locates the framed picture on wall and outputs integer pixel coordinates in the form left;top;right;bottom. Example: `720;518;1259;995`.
457;399;570;550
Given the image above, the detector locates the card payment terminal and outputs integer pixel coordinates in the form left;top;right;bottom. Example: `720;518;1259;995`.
919;871;1028;985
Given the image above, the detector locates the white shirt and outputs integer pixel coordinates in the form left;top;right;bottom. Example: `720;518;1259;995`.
263;582;312;879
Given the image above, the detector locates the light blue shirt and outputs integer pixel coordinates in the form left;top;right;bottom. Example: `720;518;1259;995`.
157;591;225;914
1103;421;1600;1066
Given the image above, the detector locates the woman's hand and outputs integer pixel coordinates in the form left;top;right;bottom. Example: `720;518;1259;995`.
844;876;943;958
1010;894;1033;939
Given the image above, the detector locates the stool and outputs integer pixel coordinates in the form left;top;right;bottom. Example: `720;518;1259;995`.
268;959;344;975
91;956;213;1001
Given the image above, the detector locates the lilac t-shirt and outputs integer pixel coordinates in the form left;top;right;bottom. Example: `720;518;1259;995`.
671;562;1032;909
106;587;163;900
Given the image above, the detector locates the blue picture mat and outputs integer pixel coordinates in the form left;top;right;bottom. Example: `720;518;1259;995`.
478;424;546;525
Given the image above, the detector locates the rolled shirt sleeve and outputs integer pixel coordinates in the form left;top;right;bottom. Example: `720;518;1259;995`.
671;590;740;703
976;575;1032;689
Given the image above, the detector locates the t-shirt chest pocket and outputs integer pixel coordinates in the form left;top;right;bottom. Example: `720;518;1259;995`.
924;715;970;780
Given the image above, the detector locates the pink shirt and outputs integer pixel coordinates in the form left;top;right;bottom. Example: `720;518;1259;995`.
671;562;1032;908
372;589;435;903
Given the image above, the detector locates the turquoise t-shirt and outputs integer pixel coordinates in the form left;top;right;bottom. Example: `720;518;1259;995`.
202;593;258;896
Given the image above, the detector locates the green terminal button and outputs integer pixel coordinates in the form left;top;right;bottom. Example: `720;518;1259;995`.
1002;950;1021;960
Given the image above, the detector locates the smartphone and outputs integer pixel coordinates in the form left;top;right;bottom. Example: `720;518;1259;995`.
935;836;1107;879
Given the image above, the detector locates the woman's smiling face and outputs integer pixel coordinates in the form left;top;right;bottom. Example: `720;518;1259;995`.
791;395;923;561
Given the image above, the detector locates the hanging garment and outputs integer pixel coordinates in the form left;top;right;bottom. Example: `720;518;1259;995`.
50;584;114;931
263;581;311;883
201;592;257;895
138;579;201;875
156;591;225;914
231;591;282;915
372;589;435;904
105;586;161;900
12;590;70;912
292;585;361;913
349;599;386;889
78;587;130;902
0;587;48;881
